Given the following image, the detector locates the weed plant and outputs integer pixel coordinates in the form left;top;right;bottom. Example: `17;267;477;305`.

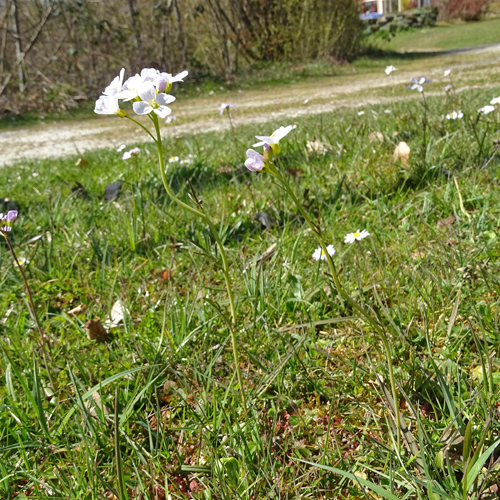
1;83;500;499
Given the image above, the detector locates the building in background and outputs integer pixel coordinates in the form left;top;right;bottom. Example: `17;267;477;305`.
359;0;433;15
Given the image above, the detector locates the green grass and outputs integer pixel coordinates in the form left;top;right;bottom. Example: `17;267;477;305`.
1;82;500;499
375;17;500;53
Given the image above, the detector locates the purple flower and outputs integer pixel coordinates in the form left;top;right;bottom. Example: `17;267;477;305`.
244;149;265;172
0;210;18;233
445;84;453;93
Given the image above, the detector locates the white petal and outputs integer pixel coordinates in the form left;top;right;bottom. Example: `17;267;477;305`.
154;106;172;119
156;93;176;106
272;125;296;142
137;82;157;103
133;101;153;115
94;96;119;114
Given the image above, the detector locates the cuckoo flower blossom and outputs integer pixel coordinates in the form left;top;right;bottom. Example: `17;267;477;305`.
103;68;125;96
444;69;452;77
0;210;18;233
94;96;126;117
479;105;495;115
344;229;370;244
218;103;236;115
385;65;397;75
312;245;336;261
407;77;432;92
245;149;266;172
132;82;175;119
122;147;140;160
253;125;296;154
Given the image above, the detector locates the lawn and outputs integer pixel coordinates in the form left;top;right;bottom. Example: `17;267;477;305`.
1;76;500;499
374;17;500;53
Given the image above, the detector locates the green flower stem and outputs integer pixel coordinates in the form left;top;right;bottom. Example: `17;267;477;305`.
4;234;55;392
151;114;246;411
275;156;401;452
124;115;158;143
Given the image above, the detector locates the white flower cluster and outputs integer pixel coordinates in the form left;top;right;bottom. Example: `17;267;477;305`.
446;110;463;120
94;67;188;119
312;229;370;261
168;154;197;166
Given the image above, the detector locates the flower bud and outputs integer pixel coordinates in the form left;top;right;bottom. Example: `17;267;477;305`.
157;78;167;93
116;108;127;118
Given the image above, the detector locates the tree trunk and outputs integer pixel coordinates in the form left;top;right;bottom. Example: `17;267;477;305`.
11;0;25;92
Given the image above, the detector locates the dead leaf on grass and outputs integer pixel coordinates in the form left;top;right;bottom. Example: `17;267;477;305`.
393;141;410;166
104;300;127;329
84;318;109;342
437;214;456;227
67;304;86;316
368;131;384;143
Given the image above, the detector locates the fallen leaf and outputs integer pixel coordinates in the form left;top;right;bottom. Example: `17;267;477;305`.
105;180;123;201
368;131;384;143
256;243;277;263
105;300;127;329
84;318;109;342
437;214;456;227
67;304;86;316
393;141;411;166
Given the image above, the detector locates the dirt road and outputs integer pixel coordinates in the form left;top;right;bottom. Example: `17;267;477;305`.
2;44;500;166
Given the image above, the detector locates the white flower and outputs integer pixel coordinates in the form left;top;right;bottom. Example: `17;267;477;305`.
490;97;500;105
357;111;365;116
444;69;452;77
115;73;146;101
94;96;125;117
132;82;176;119
166;115;177;124
218;103;236;115
407;76;432;92
122;147;140;160
16;257;28;266
244;149;265;172
344;229;370;244
479;105;495;115
312;244;336;261
384;109;392;114
253;125;296;154
168;156;180;163
116;144;126;152
385;65;397;75
104;68;125;96
446;110;463;120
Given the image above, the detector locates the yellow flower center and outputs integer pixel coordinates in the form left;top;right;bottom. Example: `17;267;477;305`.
353;232;360;238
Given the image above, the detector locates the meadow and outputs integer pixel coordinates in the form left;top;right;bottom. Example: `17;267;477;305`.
1;68;500;499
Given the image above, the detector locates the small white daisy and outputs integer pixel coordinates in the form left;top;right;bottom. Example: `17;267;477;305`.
344;229;370;244
312;244;336;261
357;111;365;116
16;257;28;266
479;105;495;115
490;97;500;105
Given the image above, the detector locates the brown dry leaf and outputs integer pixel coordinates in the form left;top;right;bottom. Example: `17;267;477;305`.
84;318;109;342
437;214;456;228
393;141;410;166
256;243;277;264
84;391;110;418
368;131;384;143
67;304;86;316
105;492;119;500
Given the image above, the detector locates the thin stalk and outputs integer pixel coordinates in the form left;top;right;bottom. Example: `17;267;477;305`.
125;115;157;143
275;156;401;451
151;114;246;411
4;234;55;391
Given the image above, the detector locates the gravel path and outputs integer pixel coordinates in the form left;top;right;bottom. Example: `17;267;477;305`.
2;43;500;166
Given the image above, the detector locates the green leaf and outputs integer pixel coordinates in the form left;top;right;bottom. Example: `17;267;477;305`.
465;438;500;492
